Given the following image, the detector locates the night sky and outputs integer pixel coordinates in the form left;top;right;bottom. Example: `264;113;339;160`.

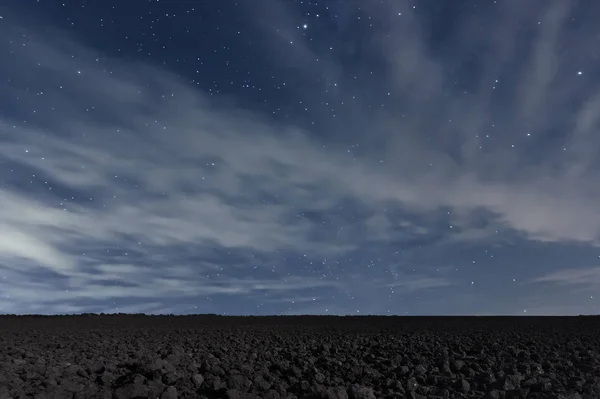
1;0;600;316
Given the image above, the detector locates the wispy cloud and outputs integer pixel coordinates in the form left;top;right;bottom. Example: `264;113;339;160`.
533;266;600;286
383;277;454;293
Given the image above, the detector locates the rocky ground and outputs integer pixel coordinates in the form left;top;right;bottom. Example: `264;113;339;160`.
0;315;599;399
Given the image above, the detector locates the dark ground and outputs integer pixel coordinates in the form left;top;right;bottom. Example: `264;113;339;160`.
0;315;599;399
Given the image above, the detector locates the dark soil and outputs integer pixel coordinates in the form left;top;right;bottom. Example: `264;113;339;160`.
1;315;599;399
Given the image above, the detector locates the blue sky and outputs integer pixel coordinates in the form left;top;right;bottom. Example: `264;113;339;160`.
1;0;600;315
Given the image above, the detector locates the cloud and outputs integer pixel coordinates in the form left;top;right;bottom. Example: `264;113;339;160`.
1;1;600;314
251;0;600;244
533;266;600;286
383;276;453;293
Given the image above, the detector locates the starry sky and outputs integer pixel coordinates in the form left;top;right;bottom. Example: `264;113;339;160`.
1;0;600;316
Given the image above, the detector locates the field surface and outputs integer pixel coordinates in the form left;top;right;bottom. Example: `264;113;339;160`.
0;316;599;399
